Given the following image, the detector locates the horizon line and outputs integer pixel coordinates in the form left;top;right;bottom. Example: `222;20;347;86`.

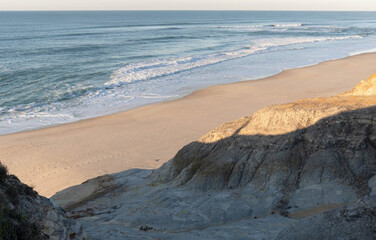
1;9;376;12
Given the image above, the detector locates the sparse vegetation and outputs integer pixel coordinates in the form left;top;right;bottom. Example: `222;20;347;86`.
0;164;8;183
0;201;43;240
0;162;45;240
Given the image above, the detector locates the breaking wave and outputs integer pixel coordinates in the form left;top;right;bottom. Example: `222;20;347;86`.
108;35;362;86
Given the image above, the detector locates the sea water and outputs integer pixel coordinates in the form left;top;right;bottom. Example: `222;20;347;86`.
1;11;375;134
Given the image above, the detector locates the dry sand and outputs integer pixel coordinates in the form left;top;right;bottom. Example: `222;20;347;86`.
1;53;376;197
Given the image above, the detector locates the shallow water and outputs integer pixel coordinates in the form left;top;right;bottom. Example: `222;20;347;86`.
1;11;376;134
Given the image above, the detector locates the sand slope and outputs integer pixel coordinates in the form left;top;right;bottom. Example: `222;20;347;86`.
1;53;376;197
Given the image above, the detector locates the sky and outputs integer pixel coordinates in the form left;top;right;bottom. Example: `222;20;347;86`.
1;0;376;11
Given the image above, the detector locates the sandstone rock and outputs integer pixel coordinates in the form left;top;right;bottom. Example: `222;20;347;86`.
53;74;376;239
342;73;376;96
52;174;119;211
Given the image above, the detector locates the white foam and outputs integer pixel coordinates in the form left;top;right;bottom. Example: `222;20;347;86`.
217;23;303;29
217;23;349;33
217;25;264;29
108;35;362;86
253;36;362;48
0;34;364;135
0;91;135;134
272;23;302;27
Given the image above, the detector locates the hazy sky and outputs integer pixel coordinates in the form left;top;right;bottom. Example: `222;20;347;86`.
1;0;376;11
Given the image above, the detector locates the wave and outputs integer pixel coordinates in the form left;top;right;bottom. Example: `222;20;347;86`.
107;35;363;86
217;25;264;29
271;23;302;27
252;35;362;48
217;23;303;29
0;91;136;134
215;25;264;32
138;35;198;42
78;22;198;31
215;24;369;35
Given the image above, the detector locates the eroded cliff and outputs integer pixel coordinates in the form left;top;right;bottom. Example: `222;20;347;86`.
53;74;376;239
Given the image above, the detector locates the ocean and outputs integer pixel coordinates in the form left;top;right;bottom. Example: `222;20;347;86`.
1;11;375;134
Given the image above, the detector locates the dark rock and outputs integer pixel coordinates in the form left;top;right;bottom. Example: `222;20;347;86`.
0;162;87;239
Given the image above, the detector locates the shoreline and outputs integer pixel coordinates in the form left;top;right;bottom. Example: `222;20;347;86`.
1;53;376;197
2;52;367;137
0;64;317;137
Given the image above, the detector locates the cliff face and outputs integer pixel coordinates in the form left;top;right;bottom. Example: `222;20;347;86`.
53;74;376;239
159;105;376;195
0;163;86;240
341;73;376;96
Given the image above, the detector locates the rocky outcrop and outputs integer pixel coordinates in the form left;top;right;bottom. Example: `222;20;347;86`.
277;196;376;240
53;74;376;239
0;163;86;240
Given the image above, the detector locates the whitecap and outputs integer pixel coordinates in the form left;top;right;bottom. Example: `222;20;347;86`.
271;23;302;27
107;35;363;86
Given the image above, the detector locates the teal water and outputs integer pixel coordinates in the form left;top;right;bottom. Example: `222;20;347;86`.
1;11;375;134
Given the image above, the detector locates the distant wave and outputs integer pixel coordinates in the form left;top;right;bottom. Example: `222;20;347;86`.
217;23;303;29
138;35;198;42
214;23;363;34
217;25;264;29
78;22;199;31
107;35;362;86
271;23;303;27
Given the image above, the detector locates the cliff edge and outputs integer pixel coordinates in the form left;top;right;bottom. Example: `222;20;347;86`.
0;163;86;240
53;74;376;240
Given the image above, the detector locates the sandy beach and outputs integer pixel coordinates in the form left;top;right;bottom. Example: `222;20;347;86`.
1;53;376;197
